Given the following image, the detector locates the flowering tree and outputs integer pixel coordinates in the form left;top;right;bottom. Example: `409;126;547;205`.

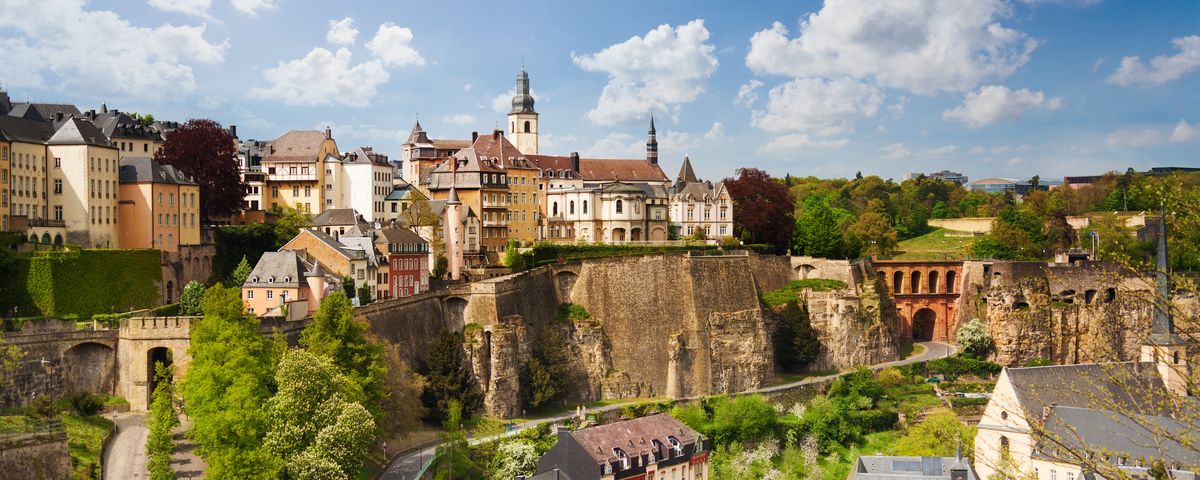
955;318;992;357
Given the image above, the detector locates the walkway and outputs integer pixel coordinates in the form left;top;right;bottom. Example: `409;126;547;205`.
103;413;147;480
171;416;206;478
379;341;956;480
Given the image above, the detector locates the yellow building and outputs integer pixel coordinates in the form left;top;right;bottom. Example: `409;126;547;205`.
117;157;200;252
47;117;121;248
470;130;540;245
0;137;8;232
261;129;339;213
0;115;59;242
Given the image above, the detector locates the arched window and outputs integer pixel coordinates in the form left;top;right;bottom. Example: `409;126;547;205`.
267;276;275;283
41;233;50;244
523;121;531;133
929;271;940;294
946;270;957;293
1174;351;1181;364
910;271;920;294
893;271;903;294
583;200;588;214
569;201;575;214
511;121;515;132
552;202;558;216
615;199;623;214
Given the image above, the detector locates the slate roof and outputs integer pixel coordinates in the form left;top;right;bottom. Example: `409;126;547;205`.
344;146;391;166
297;229;366;261
677;156;698;184
311;208;364;227
1036;405;1200;466
8;102;82;122
244;251;311;288
1004;362;1172;417
89;111;164;141
0;115;55;143
261;130;328;163
337;235;379;266
118;157;197;185
47;117;114;147
377;227;427;246
852;455;978;480
569;413;701;465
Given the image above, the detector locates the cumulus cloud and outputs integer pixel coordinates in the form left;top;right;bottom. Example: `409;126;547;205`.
735;80;764;107
230;0;278;16
539;133;581;152
148;0;211;17
572;19;718;125
443;114;477;125
248;47;388;107
583;133;644;158
751;77;884;135
463;83;473;92
366;22;425;67
1105;128;1162;147
326;17;358;46
1172;120;1200;143
757;134;849;154
943;85;1062;128
877;143;958;160
704;122;725;140
746;1;1036;95
0;0;227;98
1107;36;1200;86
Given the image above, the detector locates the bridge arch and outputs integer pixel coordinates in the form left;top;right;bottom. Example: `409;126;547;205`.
913;308;937;341
445;297;469;327
63;342;116;395
796;264;816;280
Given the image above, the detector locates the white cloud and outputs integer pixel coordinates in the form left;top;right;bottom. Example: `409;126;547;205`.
230;0;278;16
232;107;273;130
1019;0;1101;6
539;133;581;152
197;95;223;109
148;0;211;17
735;80;764;107
443;114;477;125
746;1;1036;95
1171;120;1200;143
366;22;425;67
326;17;358;46
704;122;725;141
314;120;409;142
0;0;227;98
463;83;473;92
1105;128;1162;147
583;133;644;158
572;19;718;125
757;134;849;154
751;77;883;135
1107;36;1200;86
248;47;388;107
943;85;1062;128
878;143;958;160
886;96;909;120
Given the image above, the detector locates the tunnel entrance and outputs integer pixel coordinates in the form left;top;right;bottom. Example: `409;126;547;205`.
912;308;937;341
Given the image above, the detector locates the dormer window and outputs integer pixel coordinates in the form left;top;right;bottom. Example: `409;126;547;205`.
250;276;258;283
283;276;290;283
267;276;275;283
668;436;683;456
613;448;630;470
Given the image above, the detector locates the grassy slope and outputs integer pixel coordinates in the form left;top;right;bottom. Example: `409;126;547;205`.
63;414;114;480
894;228;984;260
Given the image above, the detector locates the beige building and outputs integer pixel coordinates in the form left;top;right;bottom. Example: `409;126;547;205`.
261;129;339;213
326;146;393;221
47;117;120;248
280;229;374;296
117;157;200;252
241;250;339;317
0;116;56;238
669;156;733;239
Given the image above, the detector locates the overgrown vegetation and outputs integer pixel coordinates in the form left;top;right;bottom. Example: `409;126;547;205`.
761;278;849;307
955;319;993;357
773;300;822;372
147;363;178;480
419;329;482;423
0;249;162;318
520;242;718;267
554;303;591;322
521;328;573;411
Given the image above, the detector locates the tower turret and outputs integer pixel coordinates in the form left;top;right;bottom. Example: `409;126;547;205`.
646;114;659;165
507;65;539;155
1140;205;1190;397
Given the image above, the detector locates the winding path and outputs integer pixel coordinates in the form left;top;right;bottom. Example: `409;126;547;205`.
379;341;956;479
103;413;148;480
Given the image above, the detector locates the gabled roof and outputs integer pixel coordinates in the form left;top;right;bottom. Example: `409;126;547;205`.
337;235;379;266
469;130;538;170
118;157;197;185
244;251;311;288
294;229;367;261
853;455;978;480
377;227;427;246
578;158;668;183
1004;362;1171;417
262;130;329;163
47;117;114;147
310;208;364;227
90;111;164;141
8;102;82;122
677;156;698;183
0;115;55;143
344;146;391;166
569;413;701;465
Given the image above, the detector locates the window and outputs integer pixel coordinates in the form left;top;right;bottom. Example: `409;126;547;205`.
1067;472;1075;480
523;121;531;133
1050;470;1056;480
301;167;309;175
272;185;279;198
293;186;299;197
569;201;575;214
247;290;254;299
615;199;623;214
583;200;588;214
289;167;297;175
266;290;274;299
304;185;311;197
53;179;61;194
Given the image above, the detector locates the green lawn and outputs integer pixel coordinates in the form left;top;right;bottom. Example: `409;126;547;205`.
894;228;984;260
62;414;114;480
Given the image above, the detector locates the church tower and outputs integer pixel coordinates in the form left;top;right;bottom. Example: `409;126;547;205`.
1139;208;1190;397
646;114;659;165
508;66;538;155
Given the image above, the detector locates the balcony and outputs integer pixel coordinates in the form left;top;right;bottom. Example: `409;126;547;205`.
481;199;508;209
482;219;507;227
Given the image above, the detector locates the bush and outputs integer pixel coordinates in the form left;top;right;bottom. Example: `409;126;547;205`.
32;397;57;418
555;303;591;322
846;409;899;433
179;281;206;316
1024;358;1052;367
521;242;718;266
708;395;777;445
69;391;104;417
875;367;908;388
949;397;991;408
902;354;1002;379
761;279;849;307
955;318;992;356
92;312;131;329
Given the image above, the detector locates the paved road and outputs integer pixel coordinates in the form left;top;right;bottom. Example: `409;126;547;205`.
379;341;955;479
104;413;148;480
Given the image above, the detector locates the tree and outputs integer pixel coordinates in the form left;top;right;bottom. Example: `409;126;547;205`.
342;276;355;299
378;344;428;436
0;331;24;386
893;408;976;460
956;319;992;357
492;440;539;479
182;284;280;479
433;255;449;281
300;292;387;416
269;204;308;244
357;285;372;306
147;363;178;480
401;193;439;227
433;399;483;479
847;210;899;257
793;197;843;258
723;168;795;249
228;255;252;288
264;349;376;480
502;239;521;268
773;300;821;372
520;328;573;410
154;118;245;220
179;281;206;315
420;329;482;422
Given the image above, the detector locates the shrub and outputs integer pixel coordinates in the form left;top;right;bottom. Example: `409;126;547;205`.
846;409;899;432
32;397;57;418
902;354;1002;379
955;318;992;356
179;281;206;316
92;312;130;329
708;395;777;445
555;303;591;322
761;279;849;307
69;391;104;417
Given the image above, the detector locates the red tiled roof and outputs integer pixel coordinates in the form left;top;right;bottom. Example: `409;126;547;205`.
578;158;668;183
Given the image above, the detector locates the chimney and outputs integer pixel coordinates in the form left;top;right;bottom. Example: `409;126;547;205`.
493;129;502;140
570;152;580;172
324;126;332;139
54;112;63;122
229;124;237;138
471;131;478;143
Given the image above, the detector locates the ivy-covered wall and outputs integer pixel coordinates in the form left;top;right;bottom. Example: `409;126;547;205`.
0;249;162;318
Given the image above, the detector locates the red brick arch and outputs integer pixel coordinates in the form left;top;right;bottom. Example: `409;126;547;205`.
871;260;964;341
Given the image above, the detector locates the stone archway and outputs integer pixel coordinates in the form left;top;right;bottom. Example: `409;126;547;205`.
445;297;469;327
146;346;173;402
63;342;116;395
554;271;578;302
612;228;626;242
913;308;937;341
630;228;642;242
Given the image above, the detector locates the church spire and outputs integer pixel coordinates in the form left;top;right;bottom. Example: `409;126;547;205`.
646;114;658;165
510;66;536;114
1152;202;1175;338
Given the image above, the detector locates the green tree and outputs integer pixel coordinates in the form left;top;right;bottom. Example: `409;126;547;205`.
433;399;483;479
433;255;449;281
300;292;387;416
228;255;252;287
264;349;376;480
420;330;482;422
147;363;178;480
847;209;898;257
492;440;539;479
502;239;521;268
773;300;821;372
793;196;844;258
955;319;992;357
270;204;309;244
799;396;858;453
401;193;440;227
708;395;778;445
182;284;280;479
893;408;976;460
342;276;355;299
179;281;206;315
520;328;573;410
357;285;372;306
0;331;24;386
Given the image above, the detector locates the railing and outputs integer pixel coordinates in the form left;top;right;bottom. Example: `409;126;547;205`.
482;219;508;227
481;200;508;208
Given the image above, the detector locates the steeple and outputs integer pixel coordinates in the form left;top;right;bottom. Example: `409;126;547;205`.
1140;205;1190;397
510;66;536;114
677;155;697;183
406;118;429;145
1151;203;1174;338
646;114;659;165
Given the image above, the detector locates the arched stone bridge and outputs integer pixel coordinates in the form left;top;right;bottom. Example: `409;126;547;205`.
869;260;964;341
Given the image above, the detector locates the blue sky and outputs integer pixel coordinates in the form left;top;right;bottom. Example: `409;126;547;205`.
1;0;1197;183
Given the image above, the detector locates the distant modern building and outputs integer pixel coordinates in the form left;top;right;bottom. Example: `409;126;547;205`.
531;414;709;480
969;177;1058;195
905;170;969;185
851;449;977;480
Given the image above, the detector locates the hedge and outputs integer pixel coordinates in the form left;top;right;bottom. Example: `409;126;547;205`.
520;242;719;267
901;354;1002;379
0;249;162;318
761;278;850;307
846;409;900;433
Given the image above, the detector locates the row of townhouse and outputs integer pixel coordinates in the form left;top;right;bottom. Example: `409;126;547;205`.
0;95;200;252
